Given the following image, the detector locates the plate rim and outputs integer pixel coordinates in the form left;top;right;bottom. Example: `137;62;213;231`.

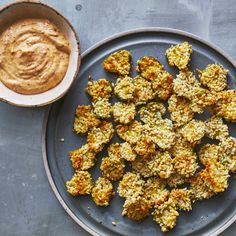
42;27;236;236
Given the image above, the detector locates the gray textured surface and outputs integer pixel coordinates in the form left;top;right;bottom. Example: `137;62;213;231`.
0;0;235;235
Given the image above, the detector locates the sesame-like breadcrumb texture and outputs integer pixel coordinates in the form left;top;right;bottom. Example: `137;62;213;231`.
170;131;193;157
144;177;169;206
144;119;175;150
133;135;156;157
180;119;205;145
87;122;114;152
133;76;155;105
213;90;236;122
122;196;150;221
108;142;137;161
148;151;174;179
114;76;135;101
168;94;194;127
190;172;215;201
113;102;136;124
92;98;112;119
118;172;145;198
152;198;179;232
198;160;229;193
166;42;192;70
66;171;93;196
103;50;131;76
87;78;112;101
205;116;229;141
132;155;155;178
73;105;101;134
190;89;219;114
152;70;173;100
100;155;125;181
173;70;217;114
173;149;198;177
199;144;220;166
173;70;201;100
92;177;114;206
138;101;166;125
166;173;188;188
116;120;143;144
136;56;163;81
169;188;192;211
69;144;96;170
219;137;236;173
198;64;228;92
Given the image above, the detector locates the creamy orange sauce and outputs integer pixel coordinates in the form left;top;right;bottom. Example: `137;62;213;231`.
0;18;70;94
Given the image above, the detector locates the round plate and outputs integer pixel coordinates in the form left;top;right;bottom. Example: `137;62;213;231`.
42;28;236;236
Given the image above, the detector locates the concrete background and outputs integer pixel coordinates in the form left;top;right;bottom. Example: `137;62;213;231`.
0;0;235;235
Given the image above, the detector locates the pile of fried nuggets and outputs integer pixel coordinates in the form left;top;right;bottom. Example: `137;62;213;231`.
66;42;236;232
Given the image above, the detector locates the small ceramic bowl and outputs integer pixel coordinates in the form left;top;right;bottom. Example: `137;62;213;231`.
0;0;80;107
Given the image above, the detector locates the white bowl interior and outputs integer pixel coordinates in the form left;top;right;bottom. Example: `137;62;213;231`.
0;2;80;107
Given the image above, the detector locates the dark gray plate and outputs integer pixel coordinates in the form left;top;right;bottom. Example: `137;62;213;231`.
42;28;236;236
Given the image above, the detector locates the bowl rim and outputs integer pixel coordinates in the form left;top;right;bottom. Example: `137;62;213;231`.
42;27;236;236
0;0;81;107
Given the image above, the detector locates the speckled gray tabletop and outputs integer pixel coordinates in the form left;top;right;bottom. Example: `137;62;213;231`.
0;0;235;235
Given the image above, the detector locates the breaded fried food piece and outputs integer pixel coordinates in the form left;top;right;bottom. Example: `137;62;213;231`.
173;70;216;113
143;177;169;206
169;188;192;211
205;116;229;141
168;94;194;127
103;50;131;76
92;98;112;119
170;131;193;155
69;144;96;170
108;142;137;161
100;155;125;181
87;122;114;152
138;101;166;125
152;70;173;100
144;119;175;149
122;196;150;221
198;64;228;92
166;42;192;70
87;78;112;101
131;155;155;178
166;173;188;188
92;177;114;206
190;88;219;114
73;105;101;134
113;102;136;124
190;172;215;201
133;135;156;157
114;76;135;101
199;144;220;166
152;198;179;232
136;56;163;81
219;137;236;173
66;170;93;196
148;151;174;179
213;90;236;122
180;119;205;145
133;76;155;105
199;160;229;193
118;172;145;198
173;70;200;100
173;149;198;177
116;120;143;144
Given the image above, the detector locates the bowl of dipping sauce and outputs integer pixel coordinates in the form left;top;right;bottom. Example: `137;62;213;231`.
0;0;80;107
